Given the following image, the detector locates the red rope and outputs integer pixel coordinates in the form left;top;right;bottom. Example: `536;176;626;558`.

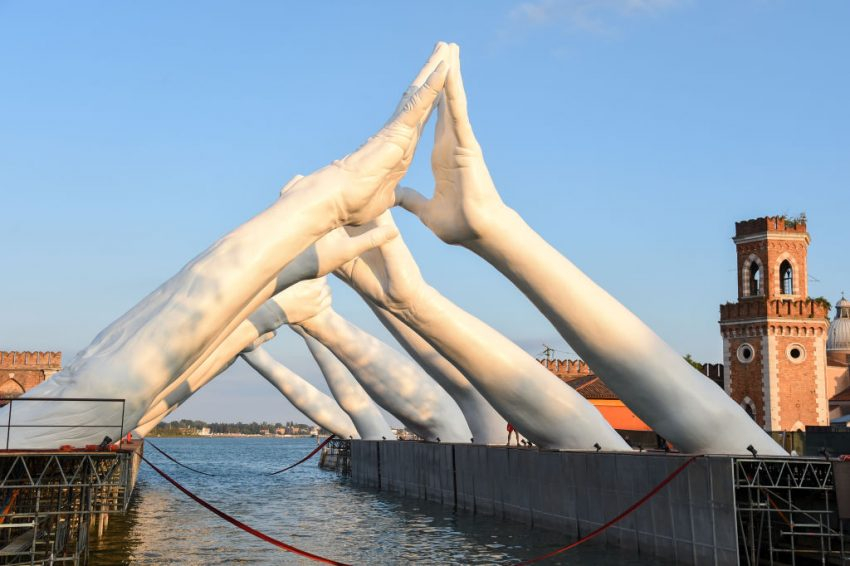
516;454;701;565
146;440;217;476
141;455;349;565
269;434;336;476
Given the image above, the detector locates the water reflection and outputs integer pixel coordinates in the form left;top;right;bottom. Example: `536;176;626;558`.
90;438;670;565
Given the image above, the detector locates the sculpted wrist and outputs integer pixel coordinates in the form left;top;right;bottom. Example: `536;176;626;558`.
293;307;332;336
277;173;344;235
465;204;526;255
395;284;442;328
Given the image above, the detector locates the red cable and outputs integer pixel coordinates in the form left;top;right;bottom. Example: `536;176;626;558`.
516;454;701;565
146;440;217;476
269;434;336;476
141;455;349;566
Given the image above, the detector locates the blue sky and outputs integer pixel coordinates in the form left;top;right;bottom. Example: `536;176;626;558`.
1;1;848;425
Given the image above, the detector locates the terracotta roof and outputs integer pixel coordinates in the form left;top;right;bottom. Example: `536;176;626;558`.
562;375;618;400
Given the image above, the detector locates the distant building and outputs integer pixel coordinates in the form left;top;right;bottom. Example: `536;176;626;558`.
0;351;62;401
539;358;652;431
825;297;850;420
719;215;848;431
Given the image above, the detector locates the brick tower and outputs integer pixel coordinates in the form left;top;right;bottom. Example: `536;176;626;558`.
719;216;830;431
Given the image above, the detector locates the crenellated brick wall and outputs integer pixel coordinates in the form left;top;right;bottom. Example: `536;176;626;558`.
735;216;808;237
537;358;592;378
0;351;62;369
0;351;62;400
720;299;830;322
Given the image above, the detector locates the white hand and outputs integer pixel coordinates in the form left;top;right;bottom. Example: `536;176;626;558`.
396;43;507;245
334;211;427;315
263;277;332;326
288;43;451;227
275;176;401;289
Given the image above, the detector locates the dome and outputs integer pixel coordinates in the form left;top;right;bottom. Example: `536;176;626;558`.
827;296;850;352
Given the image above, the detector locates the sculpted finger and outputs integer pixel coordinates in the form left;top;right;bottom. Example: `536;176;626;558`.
346;224;399;259
279;174;305;197
395;186;431;218
445;43;476;147
391;42;450;119
410;42;450;89
396;61;447;129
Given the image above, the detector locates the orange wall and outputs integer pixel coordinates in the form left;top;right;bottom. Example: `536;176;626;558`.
590;400;652;431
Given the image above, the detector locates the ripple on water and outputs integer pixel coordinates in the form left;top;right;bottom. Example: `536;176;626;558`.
90;438;674;565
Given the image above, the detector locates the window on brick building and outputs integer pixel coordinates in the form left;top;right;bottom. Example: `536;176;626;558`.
749;262;760;296
780;260;793;295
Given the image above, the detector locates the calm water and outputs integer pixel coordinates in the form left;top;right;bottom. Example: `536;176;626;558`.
90;438;670;565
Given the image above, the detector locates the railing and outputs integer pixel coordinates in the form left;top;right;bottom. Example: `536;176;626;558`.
0;397;126;450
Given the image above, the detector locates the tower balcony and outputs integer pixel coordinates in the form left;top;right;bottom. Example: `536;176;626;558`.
720;298;830;323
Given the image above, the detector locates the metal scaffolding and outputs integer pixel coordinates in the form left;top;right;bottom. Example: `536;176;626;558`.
319;438;351;475
735;457;848;565
0;449;139;565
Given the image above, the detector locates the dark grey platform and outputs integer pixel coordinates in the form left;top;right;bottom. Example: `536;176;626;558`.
350;440;738;565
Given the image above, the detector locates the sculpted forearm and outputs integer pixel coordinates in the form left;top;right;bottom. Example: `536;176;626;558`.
293;326;394;440
464;206;785;455
367;302;507;444
241;347;359;439
391;285;630;451
298;308;471;443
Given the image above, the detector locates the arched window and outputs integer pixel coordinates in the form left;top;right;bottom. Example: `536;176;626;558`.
741;397;757;421
780;260;793;295
749;262;760;296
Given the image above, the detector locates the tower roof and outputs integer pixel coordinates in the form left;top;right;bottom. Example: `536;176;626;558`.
827;296;850;352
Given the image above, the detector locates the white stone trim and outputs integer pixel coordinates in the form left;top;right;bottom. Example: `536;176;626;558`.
720;318;829;331
762;335;780;430
737;342;756;363
741;254;765;297
741;396;757;420
814;337;828;425
723;339;732;395
775;252;801;297
733;232;810;245
785;343;807;364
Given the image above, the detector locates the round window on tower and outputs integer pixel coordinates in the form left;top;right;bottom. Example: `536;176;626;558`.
786;343;806;364
737;343;755;364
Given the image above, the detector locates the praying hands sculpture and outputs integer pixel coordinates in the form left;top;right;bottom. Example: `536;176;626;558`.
8;41;785;457
395;44;785;456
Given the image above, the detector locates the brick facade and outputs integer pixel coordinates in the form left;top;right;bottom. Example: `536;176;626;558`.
0;351;62;400
720;216;830;431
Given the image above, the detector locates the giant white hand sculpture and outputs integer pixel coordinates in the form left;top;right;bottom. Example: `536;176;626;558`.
293;283;472;443
397;44;784;456
241;346;359;439
292;326;394;440
365;303;507;444
3;42;450;449
336;211;630;451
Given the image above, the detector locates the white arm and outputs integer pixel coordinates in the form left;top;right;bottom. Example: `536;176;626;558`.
241;347;359;439
366;302;506;444
134;279;330;432
397;44;784;456
4;44;451;449
298;307;472;443
337;212;629;451
292;326;394;440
